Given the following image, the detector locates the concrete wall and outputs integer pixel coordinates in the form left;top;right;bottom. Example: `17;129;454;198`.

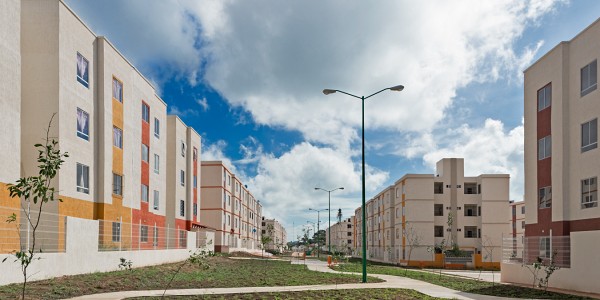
0;216;214;286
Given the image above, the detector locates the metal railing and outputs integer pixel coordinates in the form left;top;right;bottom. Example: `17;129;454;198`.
502;234;571;268
0;206;67;253
98;220;192;251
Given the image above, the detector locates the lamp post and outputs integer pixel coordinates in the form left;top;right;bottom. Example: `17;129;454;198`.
323;85;404;283
315;187;344;254
308;208;328;258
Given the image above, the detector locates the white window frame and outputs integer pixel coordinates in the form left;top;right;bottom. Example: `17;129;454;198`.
180;170;185;186
581;59;597;97
539;186;552;208
113;126;123;149
142;103;150;123
181;141;186;157
538;135;551;160
539;237;551;259
141;184;149;202
76;108;90;141
142;144;149;162
154;117;160;138
112;77;123;102
76;163;90;194
153;190;159;210
537;83;551;111
76;52;89;88
154;154;160;174
581;118;598;152
113;173;123;196
581;177;598;209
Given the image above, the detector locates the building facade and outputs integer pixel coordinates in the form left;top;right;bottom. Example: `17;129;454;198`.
261;217;287;252
200;161;262;252
325;216;354;254
355;158;509;268
502;18;600;294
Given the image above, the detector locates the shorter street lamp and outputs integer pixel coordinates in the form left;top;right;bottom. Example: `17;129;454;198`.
308;208;328;258
314;187;344;253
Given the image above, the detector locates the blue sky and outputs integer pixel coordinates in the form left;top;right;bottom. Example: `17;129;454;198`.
66;0;600;241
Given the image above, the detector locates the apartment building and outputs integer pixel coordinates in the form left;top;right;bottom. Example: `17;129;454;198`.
354;158;509;267
0;0;21;253
261;217;287;252
200;161;262;252
502;18;600;294
166;116;202;247
509;201;525;239
7;0;205;251
325;216;354;254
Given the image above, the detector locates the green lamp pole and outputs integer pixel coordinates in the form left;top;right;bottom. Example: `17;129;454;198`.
308;208;328;258
322;85;404;283
315;187;344;254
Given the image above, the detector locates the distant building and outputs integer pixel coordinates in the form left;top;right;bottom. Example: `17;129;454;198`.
502;17;600;294
261;217;287;252
325;216;354;254
354;158;509;268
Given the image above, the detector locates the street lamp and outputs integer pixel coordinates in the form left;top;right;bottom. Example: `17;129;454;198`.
308;208;329;258
315;187;344;254
323;85;404;283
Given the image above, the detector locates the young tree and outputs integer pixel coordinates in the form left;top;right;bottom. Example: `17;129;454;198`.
480;235;496;284
403;223;422;274
3;115;68;300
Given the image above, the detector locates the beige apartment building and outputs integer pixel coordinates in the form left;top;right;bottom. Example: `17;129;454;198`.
355;158;509;268
502;18;600;294
0;0;210;253
325;216;354;254
261;217;287;252
200;161;262;252
0;0;21;253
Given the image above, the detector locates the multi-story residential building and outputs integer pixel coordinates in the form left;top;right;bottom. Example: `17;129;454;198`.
261;217;287;252
325;216;354;254
200;161;262;252
509;201;525;239
502;18;600;294
166;116;202;247
354;158;509;267
0;0;21;253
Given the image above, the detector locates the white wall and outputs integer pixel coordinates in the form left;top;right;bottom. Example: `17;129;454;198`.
0;217;214;286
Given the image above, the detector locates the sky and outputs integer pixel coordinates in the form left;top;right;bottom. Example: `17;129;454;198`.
66;0;600;241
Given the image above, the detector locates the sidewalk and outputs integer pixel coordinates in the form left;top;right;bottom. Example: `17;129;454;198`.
67;259;525;300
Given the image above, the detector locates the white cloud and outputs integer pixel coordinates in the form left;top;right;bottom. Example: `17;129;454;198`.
201;140;242;178
196;97;209;112
168;106;199;118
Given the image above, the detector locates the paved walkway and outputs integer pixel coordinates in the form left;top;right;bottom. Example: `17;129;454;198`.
68;259;524;300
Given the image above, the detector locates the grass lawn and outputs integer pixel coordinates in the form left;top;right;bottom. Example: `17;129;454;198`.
129;288;443;300
333;263;591;299
0;256;382;300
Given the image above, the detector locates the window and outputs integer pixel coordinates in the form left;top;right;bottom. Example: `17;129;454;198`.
464;204;477;217
112;222;121;242
193;203;198;216
464;226;478;238
113;173;123;196
179;230;187;248
581;119;598;152
521;206;525;214
464;183;477;194
153;190;159;210
193;147;198;161
478;206;481;217
154;154;160;174
434;182;443;194
76;108;89;140
581;60;597;97
181;141;186;157
142;144;149;162
180;200;185;217
434;204;443;216
113;126;123;149
141;225;148;242
193;175;197;188
537;83;551;111
538;135;551;160
76;163;89;194
434;226;444;237
581;177;598;209
112;77;123;102
154;118;160;138
141;184;149;202
180;170;185;186
539;237;551;259
522;221;525;229
539;186;552;208
478;184;482;194
76;53;89;88
142;103;150;123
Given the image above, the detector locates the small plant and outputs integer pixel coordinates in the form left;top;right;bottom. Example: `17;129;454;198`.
161;249;210;299
118;258;133;271
402;222;422;274
538;250;560;291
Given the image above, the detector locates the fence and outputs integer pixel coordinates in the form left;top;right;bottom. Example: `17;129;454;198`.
98;220;191;251
0;206;66;253
502;234;571;268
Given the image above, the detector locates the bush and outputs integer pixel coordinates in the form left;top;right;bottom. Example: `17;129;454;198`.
265;249;281;255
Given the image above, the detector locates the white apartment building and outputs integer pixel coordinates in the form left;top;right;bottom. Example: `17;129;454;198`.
325;216;354;254
502;18;600;294
355;158;509;268
261;217;287;252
